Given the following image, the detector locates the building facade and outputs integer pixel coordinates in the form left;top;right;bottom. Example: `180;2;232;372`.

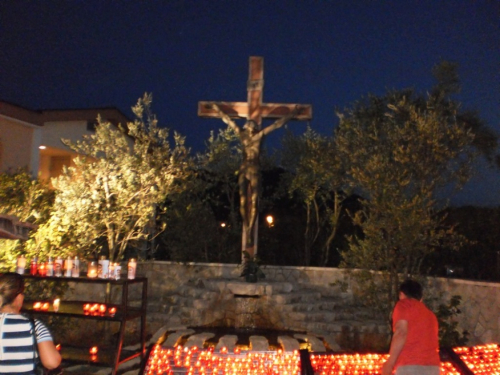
0;100;129;181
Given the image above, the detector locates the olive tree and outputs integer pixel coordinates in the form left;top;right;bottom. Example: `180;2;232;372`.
0;169;54;270
158;126;243;263
35;94;190;262
335;62;496;312
280;127;346;266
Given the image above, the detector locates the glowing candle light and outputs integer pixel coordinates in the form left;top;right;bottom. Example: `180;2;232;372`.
87;261;98;278
83;303;91;315
53;298;60;312
89;346;98;354
38;262;47;277
99;304;106;314
16;255;26;274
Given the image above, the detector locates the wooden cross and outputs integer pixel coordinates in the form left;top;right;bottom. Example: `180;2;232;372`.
198;56;312;260
199;56;312;126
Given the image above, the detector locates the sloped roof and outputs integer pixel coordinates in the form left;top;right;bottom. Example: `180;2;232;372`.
0;99;130;126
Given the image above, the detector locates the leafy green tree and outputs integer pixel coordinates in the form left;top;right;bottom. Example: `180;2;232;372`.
434;295;469;347
335;62;496;312
196;126;242;230
35;94;191;262
0;168;54;224
157;126;242;263
0;169;54;271
427;206;500;281
157;186;240;263
280;127;346;266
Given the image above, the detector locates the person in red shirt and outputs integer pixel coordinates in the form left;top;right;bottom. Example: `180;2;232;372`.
382;280;440;375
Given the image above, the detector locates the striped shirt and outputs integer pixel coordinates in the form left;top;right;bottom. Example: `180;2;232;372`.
0;313;53;374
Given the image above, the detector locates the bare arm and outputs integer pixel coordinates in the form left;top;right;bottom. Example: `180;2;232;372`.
38;340;62;369
382;319;408;375
211;103;241;134
261;105;300;136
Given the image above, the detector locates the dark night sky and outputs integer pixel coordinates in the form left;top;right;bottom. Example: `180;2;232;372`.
1;1;499;206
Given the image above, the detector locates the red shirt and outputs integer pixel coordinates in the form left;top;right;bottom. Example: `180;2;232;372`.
392;298;440;368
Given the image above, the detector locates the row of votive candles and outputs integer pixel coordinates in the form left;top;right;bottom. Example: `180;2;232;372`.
83;303;117;316
143;346;471;375
144;346;302;375
87;257;136;279
32;299;59;312
16;256;137;279
17;256;80;277
32;300;117;316
453;344;500;374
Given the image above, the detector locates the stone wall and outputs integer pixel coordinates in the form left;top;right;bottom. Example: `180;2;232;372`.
135;261;390;351
135;261;500;347
67;261;499;349
427;277;500;345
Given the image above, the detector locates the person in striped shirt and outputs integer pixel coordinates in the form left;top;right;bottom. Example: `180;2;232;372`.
0;272;61;374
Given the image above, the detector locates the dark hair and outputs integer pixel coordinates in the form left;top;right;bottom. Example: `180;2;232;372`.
399;279;423;300
0;272;25;307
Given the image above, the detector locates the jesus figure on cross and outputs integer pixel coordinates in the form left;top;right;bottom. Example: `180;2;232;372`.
211;103;299;252
199;56;312;259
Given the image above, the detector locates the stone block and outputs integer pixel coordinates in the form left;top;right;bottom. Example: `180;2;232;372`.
270;294;287;304
162;329;195;347
227;282;265;296
294;334;326;352
149;325;169;344
185;332;215;348
192;299;209;309
474;321;486;338
249;336;269;351
216;335;238;351
320;334;342;352
278;336;300;352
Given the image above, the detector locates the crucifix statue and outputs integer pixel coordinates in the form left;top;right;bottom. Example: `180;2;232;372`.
198;56;312;259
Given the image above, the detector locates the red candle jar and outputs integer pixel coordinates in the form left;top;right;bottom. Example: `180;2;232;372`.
38;263;47;277
30;258;38;276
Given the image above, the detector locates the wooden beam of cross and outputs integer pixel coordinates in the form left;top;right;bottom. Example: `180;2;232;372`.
198;56;312;260
199;57;312;126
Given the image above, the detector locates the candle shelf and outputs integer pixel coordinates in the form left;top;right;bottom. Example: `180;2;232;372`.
21;274;147;375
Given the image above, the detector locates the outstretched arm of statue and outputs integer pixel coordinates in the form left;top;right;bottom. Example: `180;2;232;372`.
262;105;300;136
211;103;241;134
